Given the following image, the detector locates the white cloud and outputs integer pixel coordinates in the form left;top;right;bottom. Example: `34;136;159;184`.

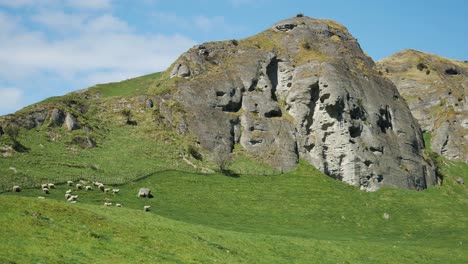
31;11;88;32
0;12;195;85
0;88;23;110
0;4;197;115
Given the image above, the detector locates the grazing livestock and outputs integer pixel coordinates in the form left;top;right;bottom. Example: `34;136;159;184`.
104;188;110;193
47;183;55;189
42;188;50;194
116;203;122;207
66;189;72;194
65;193;71;199
79;180;88;185
143;205;151;212
41;184;48;189
112;189;120;194
38;196;45;199
104;202;112;206
12;186;21;192
67;195;78;202
67;181;74;186
76;184;83;190
98;184;105;192
93;181;102;187
85;186;93;191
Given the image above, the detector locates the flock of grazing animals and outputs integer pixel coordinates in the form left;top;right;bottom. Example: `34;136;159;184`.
11;181;152;211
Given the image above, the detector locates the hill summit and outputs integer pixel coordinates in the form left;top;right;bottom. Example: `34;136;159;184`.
153;16;436;190
377;49;467;162
0;16;436;191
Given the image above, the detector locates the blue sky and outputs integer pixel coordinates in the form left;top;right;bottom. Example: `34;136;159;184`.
0;0;467;115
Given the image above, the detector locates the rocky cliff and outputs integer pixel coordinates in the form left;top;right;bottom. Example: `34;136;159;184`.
0;16;437;191
162;16;436;191
377;50;467;162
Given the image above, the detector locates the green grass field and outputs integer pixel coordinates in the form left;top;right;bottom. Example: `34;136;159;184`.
0;159;467;263
0;72;467;263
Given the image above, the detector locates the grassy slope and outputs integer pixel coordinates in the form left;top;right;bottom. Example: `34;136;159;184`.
0;71;467;263
1;160;467;263
87;72;162;98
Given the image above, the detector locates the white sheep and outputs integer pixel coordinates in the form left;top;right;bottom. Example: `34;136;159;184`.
76;183;83;190
67;181;74;186
94;181;102;186
65;193;71;199
98;184;105;192
143;205;151;212
85;186;93;191
41;184;48;189
104;188;110;193
116;203;122;207
79;180;88;185
112;189;120;194
69;201;77;204
65;189;72;194
42;187;50;194
67;195;78;202
38;196;45;199
104;202;112;206
47;183;55;189
12;185;21;192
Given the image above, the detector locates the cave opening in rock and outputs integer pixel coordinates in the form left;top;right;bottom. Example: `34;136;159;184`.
445;68;459;75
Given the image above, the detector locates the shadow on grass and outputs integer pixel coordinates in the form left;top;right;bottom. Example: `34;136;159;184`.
220;169;240;178
13;141;30;153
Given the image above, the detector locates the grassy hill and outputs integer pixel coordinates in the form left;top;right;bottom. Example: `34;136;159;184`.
0;70;467;263
0;158;467;263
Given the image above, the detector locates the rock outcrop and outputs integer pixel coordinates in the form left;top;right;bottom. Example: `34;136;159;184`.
64;113;80;131
165;16;436;190
377;50;467;162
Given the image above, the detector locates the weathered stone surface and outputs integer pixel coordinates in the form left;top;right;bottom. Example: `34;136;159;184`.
145;99;154;109
378;50;468;162
64;113;80;131
170;63;191;78
137;188;152;198
168;16;436;190
48;108;65;126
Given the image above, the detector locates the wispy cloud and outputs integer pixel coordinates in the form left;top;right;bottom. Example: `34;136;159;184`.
0;88;23;111
0;6;196;115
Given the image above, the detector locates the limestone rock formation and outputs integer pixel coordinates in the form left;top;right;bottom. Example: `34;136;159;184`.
166;16;436;190
377;50;467;162
48;108;65;126
64;113;80;131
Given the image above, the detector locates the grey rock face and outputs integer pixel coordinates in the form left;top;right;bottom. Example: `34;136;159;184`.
137;188;152;198
167;16;436;190
64;113;80;131
49;108;65;126
170;63;191;78
377;50;467;162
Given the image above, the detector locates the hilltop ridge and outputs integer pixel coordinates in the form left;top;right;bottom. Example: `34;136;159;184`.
377;49;467;162
0;16;437;191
